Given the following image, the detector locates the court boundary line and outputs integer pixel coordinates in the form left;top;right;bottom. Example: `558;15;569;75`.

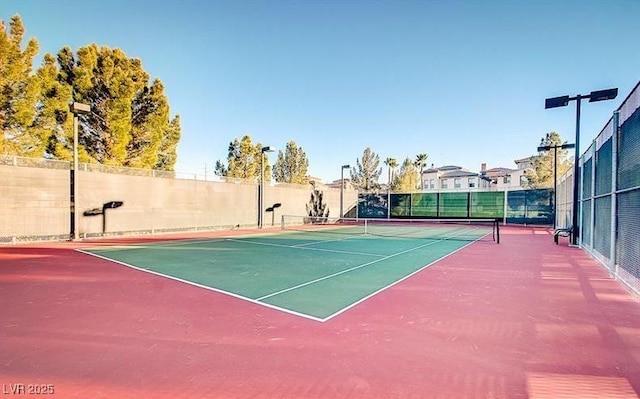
292;234;361;247
77;229;492;323
255;238;447;301
81;237;230;251
81;230;366;253
76;248;326;322
320;237;482;322
224;237;383;257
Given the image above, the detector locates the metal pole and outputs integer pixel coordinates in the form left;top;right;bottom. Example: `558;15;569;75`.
259;153;264;228
340;167;344;218
589;140;596;250
71;115;79;240
553;146;558;229
387;166;391;220
610;111;619;272
571;96;582;245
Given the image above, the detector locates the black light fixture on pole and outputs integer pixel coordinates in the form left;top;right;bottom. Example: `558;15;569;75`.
265;203;282;227
537;142;575;229
259;146;275;228
69;102;91;241
544;88;618;245
340;164;350;219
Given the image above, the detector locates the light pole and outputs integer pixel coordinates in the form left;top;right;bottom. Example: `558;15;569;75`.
545;88;617;245
537;142;575;229
259;146;274;228
340;164;350;219
69;102;90;240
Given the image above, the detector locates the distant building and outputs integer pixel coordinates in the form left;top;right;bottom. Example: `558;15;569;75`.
481;156;536;190
326;178;353;190
420;158;536;192
308;176;325;187
421;165;492;191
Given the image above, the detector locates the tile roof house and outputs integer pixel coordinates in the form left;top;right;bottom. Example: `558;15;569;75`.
420;159;534;192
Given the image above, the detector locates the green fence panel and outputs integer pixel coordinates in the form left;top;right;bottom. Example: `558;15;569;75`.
390;193;411;217
358;193;388;218
410;193;438;217
525;189;554;225
470;192;504;218
438;192;469;217
506;189;553;225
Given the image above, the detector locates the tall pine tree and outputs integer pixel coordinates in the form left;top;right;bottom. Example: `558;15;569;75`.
155;115;180;171
0;15;39;155
524;132;572;188
36;54;73;159
128;79;169;168
70;44;147;165
218;135;271;182
273;140;309;184
1;15;181;169
395;157;419;192
350;147;382;191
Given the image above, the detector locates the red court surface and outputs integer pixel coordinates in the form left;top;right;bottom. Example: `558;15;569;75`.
1;226;639;398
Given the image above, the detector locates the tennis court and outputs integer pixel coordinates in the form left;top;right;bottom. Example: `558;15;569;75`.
2;223;640;398
82;217;499;321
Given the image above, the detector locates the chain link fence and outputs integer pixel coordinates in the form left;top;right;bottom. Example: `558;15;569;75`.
558;81;640;295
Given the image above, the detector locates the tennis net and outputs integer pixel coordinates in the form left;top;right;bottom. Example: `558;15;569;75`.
281;215;500;243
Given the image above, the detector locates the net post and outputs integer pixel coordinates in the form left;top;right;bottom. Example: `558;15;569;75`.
495;219;500;244
280;214;285;230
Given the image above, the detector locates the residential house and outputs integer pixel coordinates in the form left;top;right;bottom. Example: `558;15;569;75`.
420;158;535;192
421;165;493;192
480;156;535;190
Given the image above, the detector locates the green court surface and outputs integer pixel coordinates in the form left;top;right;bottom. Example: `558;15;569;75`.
83;225;492;321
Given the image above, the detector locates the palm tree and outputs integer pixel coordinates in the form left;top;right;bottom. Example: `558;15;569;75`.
384;157;398;191
415;153;428;190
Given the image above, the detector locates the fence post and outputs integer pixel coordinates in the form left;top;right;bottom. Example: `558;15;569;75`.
524;190;528;225
577;156;584;246
610;111;619;274
589;141;596;250
466;192;471;218
502;189;508;224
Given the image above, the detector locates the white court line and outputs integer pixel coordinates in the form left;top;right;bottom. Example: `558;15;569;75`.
320;235;486;322
256;228;491;303
76;248;326;322
292;234;362;247
256;237;447;301
224;237;383;257
79;227;491;323
81;237;227;252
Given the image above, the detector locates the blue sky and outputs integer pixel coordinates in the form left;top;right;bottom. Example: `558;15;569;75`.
3;0;639;182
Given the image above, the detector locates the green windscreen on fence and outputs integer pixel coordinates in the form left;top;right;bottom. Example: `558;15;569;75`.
506;189;553;225
411;193;438;217
359;189;551;224
438;192;468;217
390;194;411;217
525;189;553;224
358;193;388;218
470;192;504;218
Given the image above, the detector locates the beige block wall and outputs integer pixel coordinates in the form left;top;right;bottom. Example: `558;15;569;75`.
76;172;261;236
1;164;358;242
0;165;69;240
264;184;350;227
